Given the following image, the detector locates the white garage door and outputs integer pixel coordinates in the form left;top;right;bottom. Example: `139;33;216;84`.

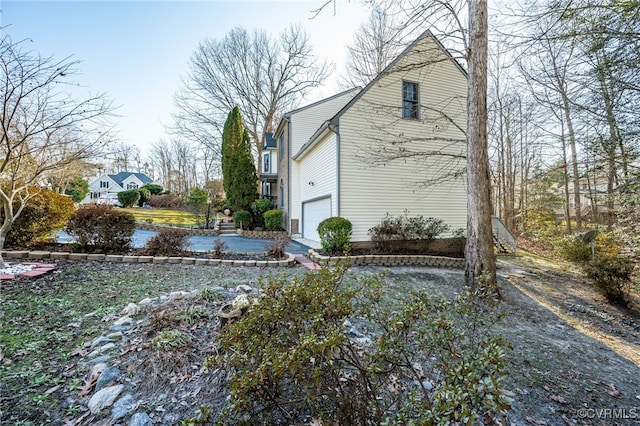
303;197;331;242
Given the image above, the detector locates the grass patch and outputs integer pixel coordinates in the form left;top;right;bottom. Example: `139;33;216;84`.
0;262;291;424
122;208;201;227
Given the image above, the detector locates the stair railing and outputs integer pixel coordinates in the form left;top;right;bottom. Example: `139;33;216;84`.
491;216;517;255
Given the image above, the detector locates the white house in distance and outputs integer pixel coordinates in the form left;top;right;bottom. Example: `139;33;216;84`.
271;30;468;244
84;171;153;205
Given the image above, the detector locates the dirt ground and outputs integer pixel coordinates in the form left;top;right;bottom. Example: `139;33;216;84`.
2;253;639;425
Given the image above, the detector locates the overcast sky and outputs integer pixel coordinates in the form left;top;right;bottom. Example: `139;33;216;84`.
1;0;370;155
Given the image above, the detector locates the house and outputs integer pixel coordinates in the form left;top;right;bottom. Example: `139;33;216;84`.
84;171;153;205
259;133;278;203
271;30;468;244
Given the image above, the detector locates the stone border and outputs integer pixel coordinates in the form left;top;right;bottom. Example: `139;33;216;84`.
307;249;465;269
1;250;297;268
135;221;220;236
236;229;289;239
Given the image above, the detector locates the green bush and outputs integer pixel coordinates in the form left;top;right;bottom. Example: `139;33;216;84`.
64;176;90;203
251;198;273;228
141;183;164;195
65;204;136;252
211;267;509;425
117;189;141;208
369;213;450;254
264;209;283;231
233;210;252;230
582;254;635;306
142;228;189;256
6;188;75;247
137;188;151;207
554;235;592;262
317;216;352;254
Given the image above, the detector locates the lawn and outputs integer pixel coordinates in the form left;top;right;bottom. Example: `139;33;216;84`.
1;257;639;425
122;208;201;227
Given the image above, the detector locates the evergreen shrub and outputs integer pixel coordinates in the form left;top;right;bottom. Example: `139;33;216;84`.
117;189;141;208
65;204;136;252
251;198;273;228
582;254;635;306
233;210;252;230
369;213;449;254
211;266;510;425
317;216;352;254
264;209;283;231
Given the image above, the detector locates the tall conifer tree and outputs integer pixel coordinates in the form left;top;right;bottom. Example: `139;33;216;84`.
221;106;257;211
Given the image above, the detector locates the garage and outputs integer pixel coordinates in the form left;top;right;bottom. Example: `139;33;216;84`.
302;197;332;242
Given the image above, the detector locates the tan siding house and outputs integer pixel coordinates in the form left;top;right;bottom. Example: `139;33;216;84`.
276;30;467;243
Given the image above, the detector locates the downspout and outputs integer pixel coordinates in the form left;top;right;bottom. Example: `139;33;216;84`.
328;122;340;216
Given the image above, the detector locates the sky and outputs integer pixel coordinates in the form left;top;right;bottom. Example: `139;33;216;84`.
0;0;371;156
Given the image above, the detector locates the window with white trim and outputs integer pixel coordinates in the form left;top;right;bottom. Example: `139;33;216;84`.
402;80;419;119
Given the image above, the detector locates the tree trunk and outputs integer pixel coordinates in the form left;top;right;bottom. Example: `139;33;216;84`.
465;0;496;288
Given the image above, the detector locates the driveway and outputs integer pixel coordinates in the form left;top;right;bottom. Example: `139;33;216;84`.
57;229;312;255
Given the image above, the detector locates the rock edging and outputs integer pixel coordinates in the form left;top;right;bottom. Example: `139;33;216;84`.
136;221;220;236
307;249;465;269
236;229;289;239
1;250;297;268
77;285;257;425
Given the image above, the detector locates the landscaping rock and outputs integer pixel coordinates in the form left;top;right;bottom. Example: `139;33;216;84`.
86;355;112;366
87;384;124;414
129;412;153;426
95;366;121;392
121;302;140;316
114;315;133;326
112;393;136;420
236;284;253;293
90;335;112;349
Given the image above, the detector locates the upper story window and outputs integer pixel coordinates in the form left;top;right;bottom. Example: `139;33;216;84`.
263;153;270;174
402;80;419;119
278;134;284;159
127;183;139;189
100;181;109;188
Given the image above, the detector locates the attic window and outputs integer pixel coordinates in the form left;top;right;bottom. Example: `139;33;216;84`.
402;80;419;119
127;183;138;189
100;181;109;188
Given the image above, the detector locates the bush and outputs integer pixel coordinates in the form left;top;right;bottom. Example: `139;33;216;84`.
264;209;283;231
554;232;623;262
117;189;141;208
137;188;151;207
5;188;75;247
264;234;290;259
64;176;90;203
211;267;509;425
251;198;273;228
65;204;136;252
141;183;164;195
149;194;183;208
233;210;252;230
369;213;449;254
317;216;352;254
211;238;227;259
582;254;635;306
142;228;189;256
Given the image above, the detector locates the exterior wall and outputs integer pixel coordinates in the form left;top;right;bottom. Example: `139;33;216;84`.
275;125;291;231
288;91;358;234
338;36;468;241
296;132;338;217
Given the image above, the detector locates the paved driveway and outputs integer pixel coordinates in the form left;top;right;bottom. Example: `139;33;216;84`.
57;229;311;255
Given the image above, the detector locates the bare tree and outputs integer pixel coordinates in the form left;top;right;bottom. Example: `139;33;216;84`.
341;6;406;88
0;37;115;266
173;25;328;173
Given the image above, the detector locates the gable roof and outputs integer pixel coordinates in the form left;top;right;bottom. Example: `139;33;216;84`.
293;30;466;160
108;172;153;187
264;132;277;149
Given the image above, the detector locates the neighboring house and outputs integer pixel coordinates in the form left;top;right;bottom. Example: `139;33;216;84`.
84;171;153;205
259;133;278;203
273;30;468;244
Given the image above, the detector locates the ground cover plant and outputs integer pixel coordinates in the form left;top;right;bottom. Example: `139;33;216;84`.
1;256;639;425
